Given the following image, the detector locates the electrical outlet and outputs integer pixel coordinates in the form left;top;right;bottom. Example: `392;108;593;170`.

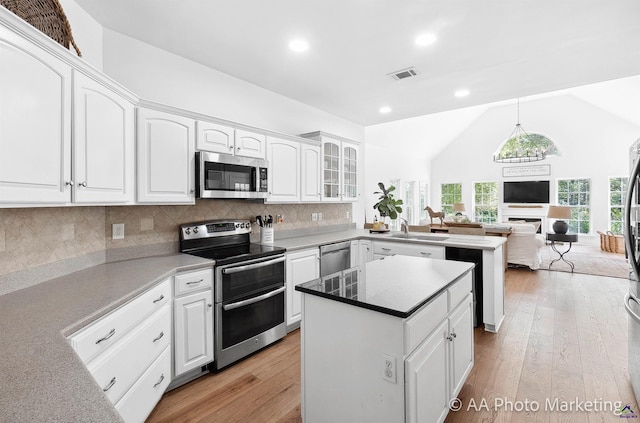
318;212;323;221
346;211;350;219
382;354;397;384
312;212;318;221
112;223;125;240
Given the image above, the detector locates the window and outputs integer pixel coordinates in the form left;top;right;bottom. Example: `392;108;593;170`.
419;181;429;221
441;183;462;216
495;133;558;160
609;177;628;235
474;182;498;223
404;181;415;224
557;178;591;234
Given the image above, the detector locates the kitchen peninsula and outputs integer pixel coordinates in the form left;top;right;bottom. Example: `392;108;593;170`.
274;228;506;333
296;255;475;423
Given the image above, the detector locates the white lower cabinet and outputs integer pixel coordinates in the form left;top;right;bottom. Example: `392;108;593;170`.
286;248;319;327
115;346;172;423
405;293;473;423
173;268;214;376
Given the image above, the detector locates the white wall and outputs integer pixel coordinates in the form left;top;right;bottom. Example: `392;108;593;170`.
101;30;363;142
430;94;640;242
58;0;103;70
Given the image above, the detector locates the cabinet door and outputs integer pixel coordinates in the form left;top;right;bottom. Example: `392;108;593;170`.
196;121;234;154
174;290;214;376
0;26;72;204
342;142;358;201
448;294;474;399
405;320;449;423
359;240;374;264
266;137;300;202
73;72;134;204
136;108;195;204
321;140;341;201
300;143;321;202
235;129;266;159
286;249;319;327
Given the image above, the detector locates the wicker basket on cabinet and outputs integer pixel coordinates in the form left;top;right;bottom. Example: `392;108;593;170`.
598;230;625;254
0;0;81;56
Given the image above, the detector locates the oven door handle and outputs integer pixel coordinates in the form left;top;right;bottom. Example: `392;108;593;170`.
222;256;286;274
223;286;286;311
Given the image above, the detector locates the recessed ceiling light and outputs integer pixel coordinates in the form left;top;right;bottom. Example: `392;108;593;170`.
289;39;309;52
415;33;437;47
379;106;392;114
454;89;470;98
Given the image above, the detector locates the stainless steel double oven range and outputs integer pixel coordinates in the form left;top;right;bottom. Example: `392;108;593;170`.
180;220;287;370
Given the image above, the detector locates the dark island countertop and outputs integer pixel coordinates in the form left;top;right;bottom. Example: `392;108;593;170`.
296;255;474;318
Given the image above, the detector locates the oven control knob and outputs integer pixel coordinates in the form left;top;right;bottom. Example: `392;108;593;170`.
236;223;240;228
185;227;191;235
193;227;199;234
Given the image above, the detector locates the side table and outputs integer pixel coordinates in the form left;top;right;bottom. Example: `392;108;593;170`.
546;232;578;272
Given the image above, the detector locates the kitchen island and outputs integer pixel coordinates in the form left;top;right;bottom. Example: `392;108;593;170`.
296;255;475;423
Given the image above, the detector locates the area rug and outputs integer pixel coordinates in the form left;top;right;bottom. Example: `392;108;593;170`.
538;243;630;279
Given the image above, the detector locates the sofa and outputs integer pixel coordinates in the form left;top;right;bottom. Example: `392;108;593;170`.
506;222;546;270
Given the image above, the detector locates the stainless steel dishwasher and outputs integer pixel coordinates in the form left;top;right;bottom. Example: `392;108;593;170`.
320;241;351;276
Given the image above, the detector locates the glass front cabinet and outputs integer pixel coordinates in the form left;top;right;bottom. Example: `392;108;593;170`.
302;131;359;202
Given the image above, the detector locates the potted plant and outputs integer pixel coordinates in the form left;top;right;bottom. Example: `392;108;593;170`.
373;182;403;225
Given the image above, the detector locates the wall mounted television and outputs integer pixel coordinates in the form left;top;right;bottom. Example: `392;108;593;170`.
503;180;550;204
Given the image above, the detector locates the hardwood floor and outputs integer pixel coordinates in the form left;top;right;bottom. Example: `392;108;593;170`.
147;269;634;422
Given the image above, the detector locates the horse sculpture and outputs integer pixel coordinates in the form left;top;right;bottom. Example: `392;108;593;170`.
425;206;444;225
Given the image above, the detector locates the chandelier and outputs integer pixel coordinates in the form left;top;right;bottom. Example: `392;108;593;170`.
493;99;546;163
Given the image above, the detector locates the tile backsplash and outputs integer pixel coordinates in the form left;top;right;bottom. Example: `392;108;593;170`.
0;207;106;277
0;201;351;279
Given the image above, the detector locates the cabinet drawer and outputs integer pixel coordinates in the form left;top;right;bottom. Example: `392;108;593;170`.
88;304;171;404
70;278;171;363
404;292;448;354
373;241;399;256
116;345;171;423
448;272;472;311
174;268;213;296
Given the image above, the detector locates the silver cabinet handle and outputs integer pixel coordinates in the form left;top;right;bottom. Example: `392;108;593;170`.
65;180;74;186
190;189;195;194
153;373;165;388
186;279;203;285
446;333;455;342
381;247;391;251
153;294;165;304
95;328;115;344
152;331;164;343
420;252;432;256
223;286;285;311
78;182;87;187
208;303;212;308
103;377;116;392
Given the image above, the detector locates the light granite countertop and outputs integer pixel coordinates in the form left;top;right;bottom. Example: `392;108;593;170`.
0;254;212;423
272;228;506;251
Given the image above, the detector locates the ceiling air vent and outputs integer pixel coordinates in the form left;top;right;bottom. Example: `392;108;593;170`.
388;67;419;80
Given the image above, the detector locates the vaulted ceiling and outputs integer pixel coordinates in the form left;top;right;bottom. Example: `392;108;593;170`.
74;0;640;126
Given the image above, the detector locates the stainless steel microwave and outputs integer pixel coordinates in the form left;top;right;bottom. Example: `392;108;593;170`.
196;151;269;199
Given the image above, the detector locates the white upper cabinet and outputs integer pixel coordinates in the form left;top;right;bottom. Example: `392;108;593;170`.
235;129;266;159
267;137;300;202
301;132;359;203
0;24;72;204
73;71;135;204
300;143;322;202
137;108;195;204
196;122;266;159
196;121;234;154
